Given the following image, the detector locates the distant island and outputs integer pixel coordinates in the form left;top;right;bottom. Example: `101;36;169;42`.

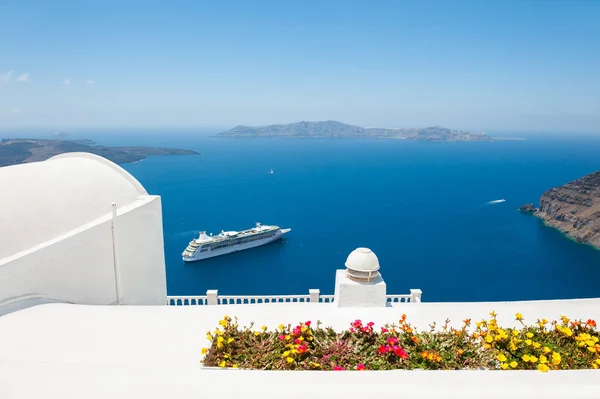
0;138;200;167
217;120;495;141
520;170;600;249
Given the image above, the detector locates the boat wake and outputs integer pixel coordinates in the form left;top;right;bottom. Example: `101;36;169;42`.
487;199;506;204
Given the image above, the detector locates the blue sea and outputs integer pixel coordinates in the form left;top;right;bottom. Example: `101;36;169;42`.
76;132;600;302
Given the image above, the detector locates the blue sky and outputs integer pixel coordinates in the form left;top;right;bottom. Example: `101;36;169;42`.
0;0;599;132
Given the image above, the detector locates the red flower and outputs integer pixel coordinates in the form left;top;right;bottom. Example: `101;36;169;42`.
297;344;307;354
587;319;597;328
367;321;374;327
277;334;286;341
378;345;386;354
393;346;408;359
292;327;302;336
352;320;363;329
381;327;389;333
360;327;369;333
294;338;301;345
387;337;398;345
357;363;365;371
305;321;312;327
333;366;344;371
349;327;356;333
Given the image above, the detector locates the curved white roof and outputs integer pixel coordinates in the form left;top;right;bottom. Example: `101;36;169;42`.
345;247;380;272
0;153;148;259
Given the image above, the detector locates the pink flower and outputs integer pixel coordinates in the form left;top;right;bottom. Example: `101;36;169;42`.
333;366;344;371
357;363;366;371
277;334;286;341
349;327;356;333
387;337;398;345
323;355;329;360
381;327;389;333
294;338;301;344
297;345;307;354
305;321;312;327
393;346;408;359
378;345;386;354
292;327;301;336
367;322;374;327
360;327;369;333
352;319;363;329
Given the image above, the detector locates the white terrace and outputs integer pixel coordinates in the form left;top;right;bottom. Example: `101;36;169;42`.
0;153;599;399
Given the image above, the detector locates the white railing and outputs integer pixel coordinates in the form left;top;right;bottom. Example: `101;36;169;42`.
166;288;422;306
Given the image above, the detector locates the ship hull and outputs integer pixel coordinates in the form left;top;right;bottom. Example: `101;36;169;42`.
182;229;290;262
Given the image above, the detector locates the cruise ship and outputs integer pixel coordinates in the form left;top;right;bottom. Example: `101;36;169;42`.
182;223;291;262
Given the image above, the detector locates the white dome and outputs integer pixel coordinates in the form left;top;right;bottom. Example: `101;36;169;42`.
345;247;380;272
0;152;148;259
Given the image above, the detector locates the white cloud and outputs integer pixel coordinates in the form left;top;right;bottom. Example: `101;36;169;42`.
17;72;31;82
1;70;13;82
64;78;71;84
86;80;95;85
10;108;22;113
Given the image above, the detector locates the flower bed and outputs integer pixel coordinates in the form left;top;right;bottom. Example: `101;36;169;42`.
201;313;600;372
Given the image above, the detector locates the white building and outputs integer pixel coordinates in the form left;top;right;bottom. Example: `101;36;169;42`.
0;153;599;399
0;152;167;315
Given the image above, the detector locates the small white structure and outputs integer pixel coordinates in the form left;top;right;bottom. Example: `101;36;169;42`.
333;247;387;307
0;153;167;314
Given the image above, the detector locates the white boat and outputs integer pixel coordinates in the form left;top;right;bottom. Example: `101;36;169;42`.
269;169;274;174
182;222;291;262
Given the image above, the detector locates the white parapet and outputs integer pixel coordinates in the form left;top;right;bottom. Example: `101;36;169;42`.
333;269;387;307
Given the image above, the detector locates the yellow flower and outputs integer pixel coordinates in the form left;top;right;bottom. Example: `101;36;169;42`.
501;363;508;370
217;343;223;348
529;356;538;363
282;350;290;357
509;341;517;351
533;342;541;349
512;330;519;336
217;336;224;343
254;331;260;336
542;318;548;324
227;337;234;344
485;335;493;343
522;354;530;362
484;343;491;349
551;352;561;365
233;364;238;368
587;346;596;353
595;359;600;365
539;355;547;364
311;362;321;368
538;363;549;373
261;325;268;331
301;326;307;332
543;346;551;354
476;321;483;328
219;360;226;368
526;332;534;338
286;357;294;363
563;328;573;337
497;353;507;362
219;319;228;327
490;311;497;317
515;313;523;321
201;347;208;355
560;315;569;324
224;354;229;359
510;361;518;369
278;324;285;330
525;339;532;346
285;335;291;341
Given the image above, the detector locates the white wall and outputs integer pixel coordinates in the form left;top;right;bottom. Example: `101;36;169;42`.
115;197;167;305
0;196;167;313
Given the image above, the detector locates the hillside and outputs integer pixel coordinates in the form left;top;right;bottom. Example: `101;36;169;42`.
0;139;200;167
217;120;492;141
521;170;600;249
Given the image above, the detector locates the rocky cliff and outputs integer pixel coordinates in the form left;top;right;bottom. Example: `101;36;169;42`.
533;170;600;249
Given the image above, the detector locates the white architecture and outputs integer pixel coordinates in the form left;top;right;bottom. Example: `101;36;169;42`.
334;247;387;307
0;153;599;399
0;153;167;315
